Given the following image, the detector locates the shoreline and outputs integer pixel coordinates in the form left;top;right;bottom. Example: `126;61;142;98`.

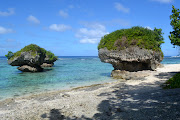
1;64;180;119
0;77;118;103
0;79;123;106
0;64;170;103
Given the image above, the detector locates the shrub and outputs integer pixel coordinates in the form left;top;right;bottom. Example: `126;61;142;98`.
98;26;164;53
9;44;57;61
5;51;14;59
163;73;180;89
45;50;58;61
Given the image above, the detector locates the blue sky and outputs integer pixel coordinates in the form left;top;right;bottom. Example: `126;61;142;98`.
0;0;180;56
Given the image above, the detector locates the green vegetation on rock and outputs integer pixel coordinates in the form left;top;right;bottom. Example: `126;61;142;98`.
10;44;46;60
163;73;180;89
5;51;14;60
98;26;164;52
8;44;57;61
46;50;58;61
40;48;58;61
169;5;180;46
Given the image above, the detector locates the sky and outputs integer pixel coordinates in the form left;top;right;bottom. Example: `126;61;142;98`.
0;0;180;56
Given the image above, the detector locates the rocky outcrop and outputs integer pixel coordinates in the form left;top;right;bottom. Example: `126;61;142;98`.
6;44;58;72
41;63;54;67
8;51;45;72
98;47;163;79
17;65;43;72
41;55;57;67
111;70;153;80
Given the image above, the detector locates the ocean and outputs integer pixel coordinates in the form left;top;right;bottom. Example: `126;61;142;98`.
0;56;180;101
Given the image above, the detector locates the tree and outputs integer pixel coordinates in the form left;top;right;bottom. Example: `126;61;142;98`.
169;5;180;46
154;28;164;47
5;51;14;59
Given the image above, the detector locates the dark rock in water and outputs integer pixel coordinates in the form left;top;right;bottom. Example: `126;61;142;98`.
41;63;54;67
8;51;45;67
99;47;163;79
41;55;57;67
6;44;57;71
18;65;43;72
44;56;57;64
7;44;46;72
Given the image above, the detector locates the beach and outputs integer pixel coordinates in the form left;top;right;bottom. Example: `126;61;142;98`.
0;64;180;120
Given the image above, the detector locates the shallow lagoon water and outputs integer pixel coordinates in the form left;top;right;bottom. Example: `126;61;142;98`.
0;56;115;100
0;56;180;100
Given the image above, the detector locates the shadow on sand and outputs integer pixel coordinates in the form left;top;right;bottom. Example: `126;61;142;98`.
41;72;180;120
41;109;65;120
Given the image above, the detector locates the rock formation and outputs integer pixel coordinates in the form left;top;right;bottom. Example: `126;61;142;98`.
8;49;45;72
99;47;163;71
6;44;57;72
98;47;163;79
41;54;57;67
98;26;164;79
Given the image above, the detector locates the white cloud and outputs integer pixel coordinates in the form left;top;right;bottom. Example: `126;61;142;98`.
0;8;15;16
151;0;174;3
114;2;130;13
145;26;153;30
76;23;109;44
0;26;14;34
49;24;71;32
27;15;40;24
59;10;69;18
68;5;74;9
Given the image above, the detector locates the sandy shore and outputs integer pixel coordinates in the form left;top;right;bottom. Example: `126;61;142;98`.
1;64;180;120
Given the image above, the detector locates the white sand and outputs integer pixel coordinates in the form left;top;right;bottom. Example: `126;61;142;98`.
0;64;180;120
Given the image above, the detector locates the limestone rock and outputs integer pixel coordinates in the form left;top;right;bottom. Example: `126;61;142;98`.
8;51;45;67
41;55;57;67
6;44;58;72
44;56;57;64
98;47;163;72
41;63;54;67
111;70;152;80
17;65;43;72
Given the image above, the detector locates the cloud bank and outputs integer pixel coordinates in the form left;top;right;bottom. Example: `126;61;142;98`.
76;23;109;44
49;24;71;32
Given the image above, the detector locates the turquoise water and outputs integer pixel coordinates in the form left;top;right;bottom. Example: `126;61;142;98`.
0;56;115;100
0;56;180;100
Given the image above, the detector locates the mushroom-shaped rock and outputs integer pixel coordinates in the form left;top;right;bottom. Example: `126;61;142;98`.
98;47;163;71
7;44;46;72
98;26;164;79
